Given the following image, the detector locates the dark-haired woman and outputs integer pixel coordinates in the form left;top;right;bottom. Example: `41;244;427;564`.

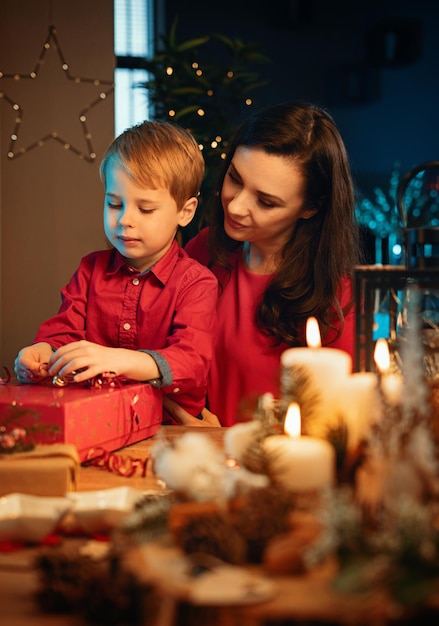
171;101;360;426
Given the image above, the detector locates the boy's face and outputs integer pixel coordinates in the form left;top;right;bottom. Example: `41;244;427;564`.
103;161;196;272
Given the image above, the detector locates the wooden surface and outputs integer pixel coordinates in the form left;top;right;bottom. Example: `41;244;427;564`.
0;425;435;626
0;426;226;626
75;426;225;492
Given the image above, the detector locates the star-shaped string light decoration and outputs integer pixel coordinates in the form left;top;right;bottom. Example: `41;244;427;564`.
0;25;114;162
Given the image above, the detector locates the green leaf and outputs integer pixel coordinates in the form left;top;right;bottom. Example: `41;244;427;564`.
389;570;439;607
333;555;390;594
176;36;210;52
171;87;206;96
173;105;202;119
168;16;179;48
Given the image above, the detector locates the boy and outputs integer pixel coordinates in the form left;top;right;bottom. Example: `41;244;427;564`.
14;120;218;419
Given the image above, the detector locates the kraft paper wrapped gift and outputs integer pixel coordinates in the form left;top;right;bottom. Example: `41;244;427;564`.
0;381;163;463
0;444;80;497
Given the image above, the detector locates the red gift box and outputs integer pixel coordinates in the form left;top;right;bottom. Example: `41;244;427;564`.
0;380;163;462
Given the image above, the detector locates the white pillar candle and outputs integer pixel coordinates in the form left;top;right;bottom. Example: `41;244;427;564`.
262;403;335;492
381;373;403;405
337;372;379;450
280;318;352;437
374;338;403;405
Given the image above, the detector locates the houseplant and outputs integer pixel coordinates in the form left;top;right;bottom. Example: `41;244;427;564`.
138;19;271;231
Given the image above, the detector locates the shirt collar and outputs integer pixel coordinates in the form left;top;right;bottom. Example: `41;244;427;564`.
106;240;180;285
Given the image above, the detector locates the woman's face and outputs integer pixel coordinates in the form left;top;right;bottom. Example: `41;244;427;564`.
221;146;316;252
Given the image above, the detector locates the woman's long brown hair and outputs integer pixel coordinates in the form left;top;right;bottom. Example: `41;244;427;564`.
205;101;361;346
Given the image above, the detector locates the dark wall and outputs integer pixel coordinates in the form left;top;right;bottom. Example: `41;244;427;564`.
165;0;439;197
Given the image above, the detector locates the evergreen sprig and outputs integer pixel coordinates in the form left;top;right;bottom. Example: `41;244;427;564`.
0;404;60;454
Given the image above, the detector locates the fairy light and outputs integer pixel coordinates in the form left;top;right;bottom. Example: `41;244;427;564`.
0;25;114;162
166;66;174;75
168;109;176;117
197;108;205;116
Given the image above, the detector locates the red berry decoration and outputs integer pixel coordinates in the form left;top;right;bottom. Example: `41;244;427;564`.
0;433;16;450
9;427;27;442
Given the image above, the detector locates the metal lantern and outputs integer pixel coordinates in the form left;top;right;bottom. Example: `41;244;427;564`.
355;161;439;373
398;160;439;270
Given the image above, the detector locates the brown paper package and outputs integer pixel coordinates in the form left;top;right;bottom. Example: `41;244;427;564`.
0;444;80;496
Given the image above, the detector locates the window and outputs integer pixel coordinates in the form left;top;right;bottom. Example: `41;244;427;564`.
114;0;155;136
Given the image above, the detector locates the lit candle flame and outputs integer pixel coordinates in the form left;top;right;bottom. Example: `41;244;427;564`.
306;316;322;348
374;338;390;373
284;402;301;437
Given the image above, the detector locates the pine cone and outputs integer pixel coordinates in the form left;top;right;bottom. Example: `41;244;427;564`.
35;548;152;625
174;513;247;565
228;485;295;563
169;501;247;564
81;565;152;626
35;549;96;612
240;425;274;476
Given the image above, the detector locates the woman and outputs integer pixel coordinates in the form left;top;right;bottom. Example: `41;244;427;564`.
169;101;360;427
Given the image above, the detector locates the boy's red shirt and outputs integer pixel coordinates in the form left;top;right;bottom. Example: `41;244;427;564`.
34;240;218;417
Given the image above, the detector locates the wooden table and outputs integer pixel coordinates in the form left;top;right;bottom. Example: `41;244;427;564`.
0;426;224;626
0;426;435;626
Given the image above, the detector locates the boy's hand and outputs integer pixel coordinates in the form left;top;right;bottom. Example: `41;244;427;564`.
163;397;222;427
14;342;53;383
47;340;121;383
